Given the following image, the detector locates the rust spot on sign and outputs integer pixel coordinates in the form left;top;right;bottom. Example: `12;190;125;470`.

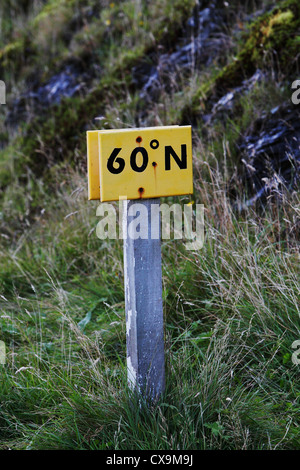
138;187;145;198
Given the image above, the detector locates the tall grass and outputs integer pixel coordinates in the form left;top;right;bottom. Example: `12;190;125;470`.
0;0;299;450
0;149;299;449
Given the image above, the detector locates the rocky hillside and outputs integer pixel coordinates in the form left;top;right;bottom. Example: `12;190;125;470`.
0;0;299;451
1;0;299;213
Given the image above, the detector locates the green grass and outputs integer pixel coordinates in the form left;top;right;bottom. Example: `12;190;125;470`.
0;161;299;450
0;0;299;450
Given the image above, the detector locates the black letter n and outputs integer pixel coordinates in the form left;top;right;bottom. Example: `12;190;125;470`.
165;145;187;170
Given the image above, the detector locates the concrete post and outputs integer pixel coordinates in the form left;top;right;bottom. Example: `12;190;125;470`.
123;198;165;400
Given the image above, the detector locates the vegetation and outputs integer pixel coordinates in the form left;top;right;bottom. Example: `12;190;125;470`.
0;0;299;450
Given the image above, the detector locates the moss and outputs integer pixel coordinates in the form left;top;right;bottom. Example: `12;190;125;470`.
180;0;300;124
0;37;36;80
31;0;72;26
151;0;196;45
0;40;24;60
0;0;96;82
262;10;294;37
216;0;300;92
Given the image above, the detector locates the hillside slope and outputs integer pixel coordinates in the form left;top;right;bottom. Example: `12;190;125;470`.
0;0;299;450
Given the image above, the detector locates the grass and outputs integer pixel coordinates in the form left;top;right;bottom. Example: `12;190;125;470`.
0;0;299;450
0;156;299;449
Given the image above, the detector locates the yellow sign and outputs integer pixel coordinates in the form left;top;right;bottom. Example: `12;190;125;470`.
87;126;193;202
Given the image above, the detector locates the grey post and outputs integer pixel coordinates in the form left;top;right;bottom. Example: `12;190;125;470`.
123;198;165;400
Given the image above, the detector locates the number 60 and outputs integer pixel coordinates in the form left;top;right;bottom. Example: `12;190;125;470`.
107;147;148;174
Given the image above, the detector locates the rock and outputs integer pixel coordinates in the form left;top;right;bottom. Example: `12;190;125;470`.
237;103;300;207
133;3;229;104
211;69;264;118
34;65;83;105
6;64;88;126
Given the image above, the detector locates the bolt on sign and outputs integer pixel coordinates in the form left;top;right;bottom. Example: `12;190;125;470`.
87;125;193;202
